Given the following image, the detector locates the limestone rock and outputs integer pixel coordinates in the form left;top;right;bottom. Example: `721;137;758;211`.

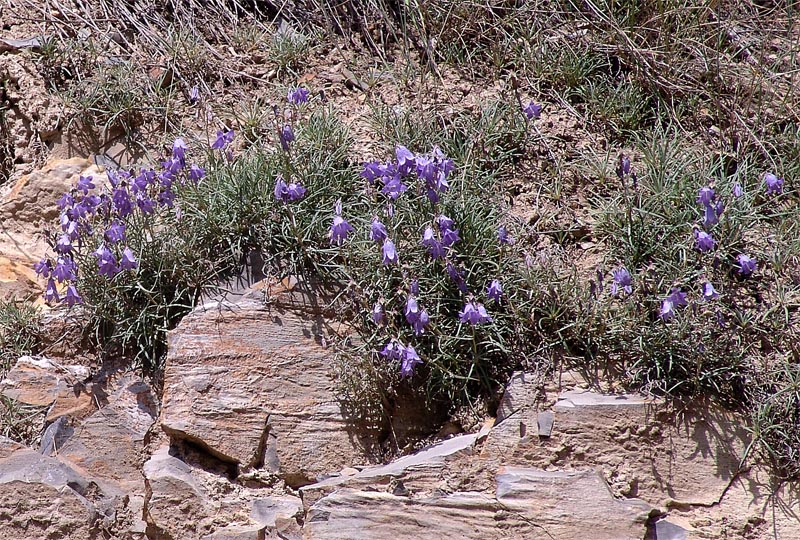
159;297;374;485
0;355;93;422
143;445;303;540
495;467;651;539
487;379;749;507
58;374;157;485
0;441;107;539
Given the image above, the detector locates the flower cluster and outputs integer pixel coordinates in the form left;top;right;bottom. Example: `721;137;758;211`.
361;145;455;204
35;137;210;306
348;146;506;377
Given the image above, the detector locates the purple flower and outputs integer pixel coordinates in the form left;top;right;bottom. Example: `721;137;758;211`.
487;280;503;302
52;257;77;283
410;279;419;296
611;267;632;296
189;85;199;104
63;285;83;307
660;288;687;321
172;138;188;163
736;254;757;276
120;247;138;271
360;161;385;184
415;155;436;183
701;282;719;301
287;87;310;105
274;175;288;202
286;182;306;201
381;176;407;200
764;172;784;195
161;156;183;175
44;278;59;303
422;227;445;259
105;221;126;244
380;340;402;361
619;155;631;177
405;295;421;324
189;164;205;183
94;245;119;278
446;262;468;293
733;182;743;198
372;303;384;325
694;230;715;252
55;235;72;254
668;287;688;307
76;175;95;194
370;219;388;242
523;101;543;120
459;301;492;325
329;203;354;245
498;225;513;245
137;193;156;215
34;259;52;278
400;345;423;378
660;299;675;321
441;227;460;247
158;188;176;208
57;193;74;210
382;238;399;265
211;129;235;150
438;215;460;247
702;201;722;228
412;309;429;336
395;145;415;175
280;125;295;151
697;186;716;206
112;187;134;217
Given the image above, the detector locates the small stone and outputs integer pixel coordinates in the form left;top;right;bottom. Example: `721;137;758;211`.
537;411;554;438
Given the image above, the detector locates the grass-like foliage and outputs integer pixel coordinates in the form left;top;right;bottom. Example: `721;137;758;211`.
0;300;41;378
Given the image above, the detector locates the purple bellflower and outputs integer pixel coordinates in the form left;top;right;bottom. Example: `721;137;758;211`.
106;221;126;244
329;200;354;245
287;87;310;105
523;101;543;120
44;278;59;303
34;259;52;279
280;125;295;151
421;227;445;259
372;302;385;325
63;285;83;307
94;245;119;278
701;282;719;301
120;247;138;271
694;230;715;252
459;301;492;325
76;175;95;194
498;225;513;245
611;267;633;296
487;280;503;302
370;219;388;242
211;129;235;150
382;238;399;265
737;254;757;276
733;182;743;198
400;345;423;378
764;172;784;195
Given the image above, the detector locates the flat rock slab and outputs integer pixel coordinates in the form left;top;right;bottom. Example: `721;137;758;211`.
305;465;651;540
0;442;107;539
487;381;748;507
0;355;94;422
159;297;373;485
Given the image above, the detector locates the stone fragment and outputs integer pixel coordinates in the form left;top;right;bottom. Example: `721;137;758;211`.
0;441;107;539
496;467;651;539
159;297;375;485
0;355;93;422
58;374;157;485
537;411;554;437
